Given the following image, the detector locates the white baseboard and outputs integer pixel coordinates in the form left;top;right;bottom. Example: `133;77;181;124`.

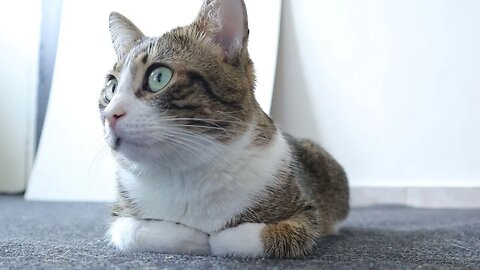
350;187;480;208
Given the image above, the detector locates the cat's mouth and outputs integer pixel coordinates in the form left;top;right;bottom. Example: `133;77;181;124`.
109;134;149;151
105;127;121;150
113;138;121;150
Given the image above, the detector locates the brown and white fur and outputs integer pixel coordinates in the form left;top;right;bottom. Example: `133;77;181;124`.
100;0;349;258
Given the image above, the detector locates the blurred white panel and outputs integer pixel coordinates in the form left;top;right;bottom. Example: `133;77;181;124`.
26;0;281;201
0;1;40;192
272;0;480;189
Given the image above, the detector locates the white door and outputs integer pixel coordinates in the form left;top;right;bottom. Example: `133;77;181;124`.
0;1;40;193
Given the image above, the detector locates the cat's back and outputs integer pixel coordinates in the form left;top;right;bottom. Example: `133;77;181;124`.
286;134;350;225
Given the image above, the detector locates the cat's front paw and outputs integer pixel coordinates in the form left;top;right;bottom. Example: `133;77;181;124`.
209;223;266;258
108;217;209;255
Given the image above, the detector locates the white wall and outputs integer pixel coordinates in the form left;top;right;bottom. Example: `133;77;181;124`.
271;0;480;189
0;1;40;192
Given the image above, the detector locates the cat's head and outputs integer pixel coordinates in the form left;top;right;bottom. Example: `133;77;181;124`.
99;0;257;170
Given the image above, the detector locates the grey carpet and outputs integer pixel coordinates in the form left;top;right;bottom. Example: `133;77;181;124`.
0;196;479;269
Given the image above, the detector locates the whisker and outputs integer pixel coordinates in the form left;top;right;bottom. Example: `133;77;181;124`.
145;133;211;165
157;117;249;127
167;129;239;169
165;124;230;132
147;128;236;170
161;128;236;156
214;110;247;123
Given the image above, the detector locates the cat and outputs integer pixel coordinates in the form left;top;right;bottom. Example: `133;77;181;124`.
100;0;349;258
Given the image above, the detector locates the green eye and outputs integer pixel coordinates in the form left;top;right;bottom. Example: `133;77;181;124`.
104;78;117;102
148;66;173;92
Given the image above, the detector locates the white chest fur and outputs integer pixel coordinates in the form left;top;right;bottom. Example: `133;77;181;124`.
117;128;290;234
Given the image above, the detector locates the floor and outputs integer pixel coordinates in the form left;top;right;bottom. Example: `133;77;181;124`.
1;195;479;269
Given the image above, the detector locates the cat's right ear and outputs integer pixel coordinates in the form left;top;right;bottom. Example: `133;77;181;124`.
109;12;145;59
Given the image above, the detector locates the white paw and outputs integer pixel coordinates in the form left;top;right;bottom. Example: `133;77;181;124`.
209;223;266;257
108;217;209;255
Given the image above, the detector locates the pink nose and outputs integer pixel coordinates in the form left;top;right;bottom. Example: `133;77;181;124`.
106;111;126;129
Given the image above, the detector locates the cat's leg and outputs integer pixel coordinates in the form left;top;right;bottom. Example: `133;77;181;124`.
209;212;324;258
209;222;266;257
108;217;209;255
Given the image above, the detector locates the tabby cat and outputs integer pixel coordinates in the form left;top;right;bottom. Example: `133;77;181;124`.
100;0;349;258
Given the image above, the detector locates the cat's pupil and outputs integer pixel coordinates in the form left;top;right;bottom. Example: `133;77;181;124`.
112;84;116;93
155;73;162;82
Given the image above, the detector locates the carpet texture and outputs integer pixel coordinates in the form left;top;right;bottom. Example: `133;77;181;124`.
0;195;479;269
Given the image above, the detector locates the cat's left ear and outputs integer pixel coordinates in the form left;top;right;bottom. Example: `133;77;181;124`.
195;0;249;62
109;12;145;59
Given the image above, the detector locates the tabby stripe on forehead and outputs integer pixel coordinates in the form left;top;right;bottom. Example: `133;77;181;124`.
168;102;200;111
142;53;148;64
186;71;241;108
